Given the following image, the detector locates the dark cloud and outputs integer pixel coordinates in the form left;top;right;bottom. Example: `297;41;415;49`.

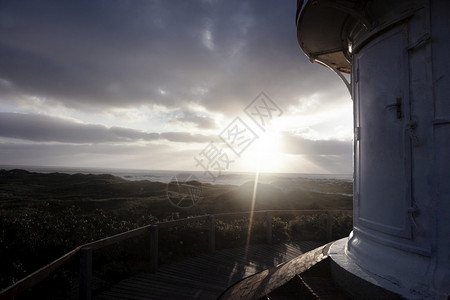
0;142;174;169
303;154;352;174
0;112;211;144
281;133;352;156
281;133;352;173
0;0;347;113
160;132;211;143
168;110;217;129
109;127;159;142
0;1;216;109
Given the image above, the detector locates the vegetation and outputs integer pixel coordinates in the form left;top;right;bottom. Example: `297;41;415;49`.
0;169;353;298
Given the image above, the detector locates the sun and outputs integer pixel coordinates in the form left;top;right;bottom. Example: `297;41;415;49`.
242;126;285;173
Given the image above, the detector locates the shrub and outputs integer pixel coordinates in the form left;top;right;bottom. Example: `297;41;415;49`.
288;214;328;242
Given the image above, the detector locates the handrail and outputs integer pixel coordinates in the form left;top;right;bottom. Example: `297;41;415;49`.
0;224;155;300
155;215;210;229
0;209;351;300
0;247;82;300
84;224;152;250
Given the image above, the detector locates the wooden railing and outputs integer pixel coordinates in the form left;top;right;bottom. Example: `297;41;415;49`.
0;209;351;300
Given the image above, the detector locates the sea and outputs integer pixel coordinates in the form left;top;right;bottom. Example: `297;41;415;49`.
0;165;353;187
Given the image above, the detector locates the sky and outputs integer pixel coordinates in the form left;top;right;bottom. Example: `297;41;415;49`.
0;0;353;175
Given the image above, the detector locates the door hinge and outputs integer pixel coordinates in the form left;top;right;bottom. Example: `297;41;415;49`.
408;205;419;232
355;127;361;141
407;121;420;146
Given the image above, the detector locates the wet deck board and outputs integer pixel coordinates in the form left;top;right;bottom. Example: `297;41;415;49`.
95;241;320;300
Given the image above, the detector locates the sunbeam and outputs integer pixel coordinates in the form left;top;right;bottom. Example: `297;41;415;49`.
244;163;260;261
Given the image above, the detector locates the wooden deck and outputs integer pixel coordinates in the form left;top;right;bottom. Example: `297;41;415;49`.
95;241;321;300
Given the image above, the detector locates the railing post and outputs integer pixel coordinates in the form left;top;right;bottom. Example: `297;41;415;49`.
326;211;333;241
265;211;273;245
150;225;159;274
80;247;92;300
208;215;215;253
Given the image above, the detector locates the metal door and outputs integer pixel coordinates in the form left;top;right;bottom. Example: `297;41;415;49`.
354;24;412;238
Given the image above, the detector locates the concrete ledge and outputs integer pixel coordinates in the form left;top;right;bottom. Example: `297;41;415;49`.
329;238;403;300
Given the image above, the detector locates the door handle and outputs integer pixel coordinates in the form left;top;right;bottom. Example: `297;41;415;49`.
385;97;402;119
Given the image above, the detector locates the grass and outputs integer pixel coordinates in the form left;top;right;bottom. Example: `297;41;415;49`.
0;169;353;298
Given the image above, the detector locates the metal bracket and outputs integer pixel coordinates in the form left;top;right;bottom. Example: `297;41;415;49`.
315;59;352;96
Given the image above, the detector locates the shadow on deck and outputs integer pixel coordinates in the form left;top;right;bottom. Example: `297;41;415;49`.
95;241;321;300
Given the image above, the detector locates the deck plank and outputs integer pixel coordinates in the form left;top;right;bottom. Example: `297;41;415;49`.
95;241;320;300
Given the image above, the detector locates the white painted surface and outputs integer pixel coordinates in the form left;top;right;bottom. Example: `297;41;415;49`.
297;0;450;298
350;2;450;298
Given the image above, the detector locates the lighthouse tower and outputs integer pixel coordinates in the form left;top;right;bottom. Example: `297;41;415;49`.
296;0;450;298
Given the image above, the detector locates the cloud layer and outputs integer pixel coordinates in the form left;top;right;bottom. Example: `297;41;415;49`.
0;0;353;174
0;112;211;144
0;0;346;111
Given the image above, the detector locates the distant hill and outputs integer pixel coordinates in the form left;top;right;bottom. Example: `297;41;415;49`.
0;169;352;214
202;179;352;213
0;169;169;211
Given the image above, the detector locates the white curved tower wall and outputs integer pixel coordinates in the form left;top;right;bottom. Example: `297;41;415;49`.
296;0;450;298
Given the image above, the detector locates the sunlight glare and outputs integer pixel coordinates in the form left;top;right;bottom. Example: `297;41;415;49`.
246;125;284;173
244;163;260;261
